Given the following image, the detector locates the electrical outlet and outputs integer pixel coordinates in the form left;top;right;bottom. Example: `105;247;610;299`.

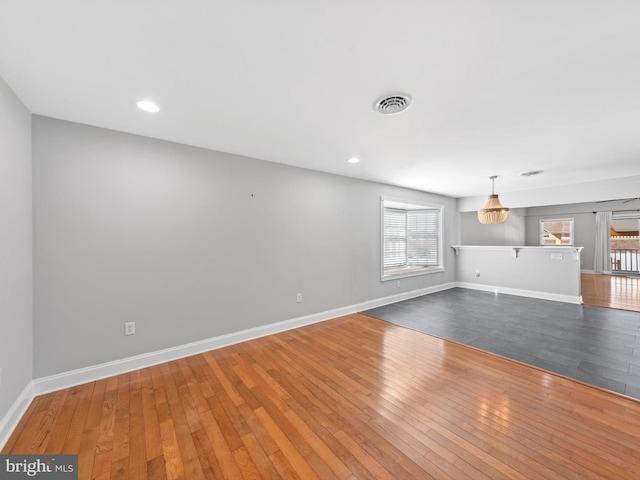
125;321;136;336
396;280;400;288
296;293;302;303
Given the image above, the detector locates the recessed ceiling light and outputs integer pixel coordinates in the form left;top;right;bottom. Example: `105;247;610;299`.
347;157;360;164
520;170;544;177
136;100;160;113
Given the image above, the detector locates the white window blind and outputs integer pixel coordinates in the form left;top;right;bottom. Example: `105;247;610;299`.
407;210;440;266
384;208;440;271
384;208;407;269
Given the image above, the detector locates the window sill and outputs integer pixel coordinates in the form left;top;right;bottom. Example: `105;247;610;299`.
382;266;444;281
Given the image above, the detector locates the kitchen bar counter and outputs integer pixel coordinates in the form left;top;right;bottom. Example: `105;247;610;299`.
451;245;583;304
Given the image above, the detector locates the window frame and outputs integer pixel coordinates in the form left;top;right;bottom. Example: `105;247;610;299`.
380;196;444;281
539;218;574;246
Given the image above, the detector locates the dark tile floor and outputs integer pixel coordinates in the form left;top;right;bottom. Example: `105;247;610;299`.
365;288;640;400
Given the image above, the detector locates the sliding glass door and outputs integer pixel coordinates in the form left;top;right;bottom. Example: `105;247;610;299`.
610;215;640;274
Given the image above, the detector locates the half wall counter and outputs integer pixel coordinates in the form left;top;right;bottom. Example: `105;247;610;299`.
451;245;583;304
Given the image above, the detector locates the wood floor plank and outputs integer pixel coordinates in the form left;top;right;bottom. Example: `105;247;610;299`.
4;313;640;479
76;379;107;480
582;273;640;312
205;387;245;453
190;428;221;480
158;419;183;480
30;388;69;453
91;380;118;480
146;455;167;480
253;406;319;480
162;364;206;480
230;444;262;480
112;374;131;463
198;409;244;479
110;455;128;480
282;407;352;480
128;370;148;480
333;429;397;480
61;382;96;454
238;430;282;479
43;385;82;453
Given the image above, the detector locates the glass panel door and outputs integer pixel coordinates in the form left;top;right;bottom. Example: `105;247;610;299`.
610;216;640;273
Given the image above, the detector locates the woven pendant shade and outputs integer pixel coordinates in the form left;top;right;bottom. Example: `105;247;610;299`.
477;176;510;224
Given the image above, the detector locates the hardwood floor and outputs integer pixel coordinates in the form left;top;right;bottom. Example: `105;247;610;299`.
4;314;640;479
365;287;640;399
582;273;640;312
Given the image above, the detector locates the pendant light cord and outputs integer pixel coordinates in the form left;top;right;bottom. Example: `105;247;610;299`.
489;175;498;195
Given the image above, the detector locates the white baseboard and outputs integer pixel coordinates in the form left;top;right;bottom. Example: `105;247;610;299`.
3;285;456;448
31;282;456;397
31;306;352;396
1;279;579;449
0;381;35;451
1;280;524;449
358;282;456;311
455;282;583;304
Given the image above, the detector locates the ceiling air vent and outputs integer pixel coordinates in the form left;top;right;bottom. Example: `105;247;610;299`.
374;94;412;115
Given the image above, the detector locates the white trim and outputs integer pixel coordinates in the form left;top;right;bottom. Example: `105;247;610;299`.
0;381;35;451
455;282;583;304
3;279;574;449
381;198;445;281
451;245;583;260
360;282;456;311
31;283;457;397
381;266;445;281
31;307;348;396
539;217;575;246
612;212;640;219
381;195;443;211
451;245;582;253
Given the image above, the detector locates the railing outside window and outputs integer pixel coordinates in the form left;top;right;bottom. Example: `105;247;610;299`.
611;249;640;272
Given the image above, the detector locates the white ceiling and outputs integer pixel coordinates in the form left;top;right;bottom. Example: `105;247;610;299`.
1;0;639;207
611;218;640;232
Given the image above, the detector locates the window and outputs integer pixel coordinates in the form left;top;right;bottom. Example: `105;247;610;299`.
610;215;640;273
381;197;444;279
540;218;574;245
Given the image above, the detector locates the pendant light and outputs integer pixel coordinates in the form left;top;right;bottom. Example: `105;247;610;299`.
477;176;510;224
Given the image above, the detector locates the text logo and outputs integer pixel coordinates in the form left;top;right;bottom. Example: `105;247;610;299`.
0;455;77;479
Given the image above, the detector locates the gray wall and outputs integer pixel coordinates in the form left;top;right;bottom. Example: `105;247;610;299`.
455;247;582;299
33;116;457;377
526;203;600;271
459;209;526;245
0;77;32;419
460;202;600;271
